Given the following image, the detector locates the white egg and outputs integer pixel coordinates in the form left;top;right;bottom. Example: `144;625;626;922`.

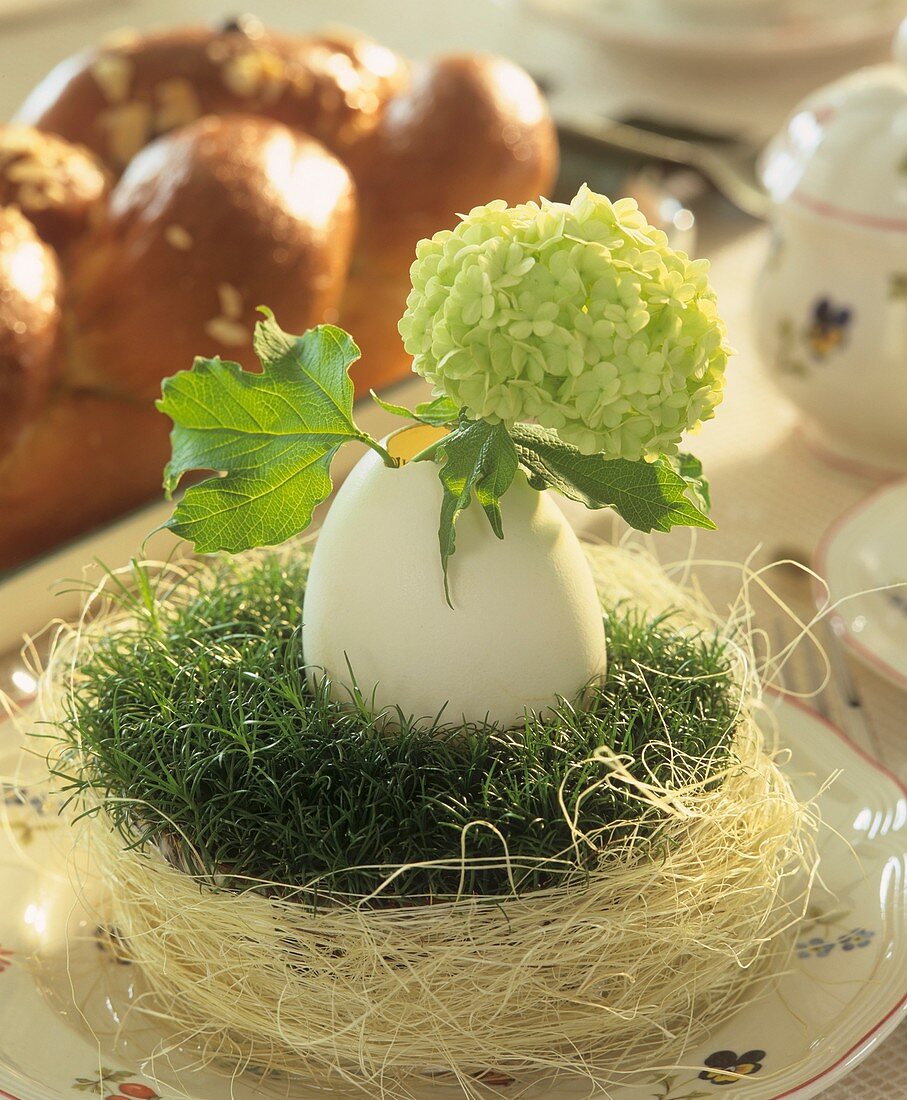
302;425;607;729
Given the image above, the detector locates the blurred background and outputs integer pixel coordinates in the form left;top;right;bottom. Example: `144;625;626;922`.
2;0;907;680
2;4;906;643
1;0;902;253
1;0;903;142
0;10;904;645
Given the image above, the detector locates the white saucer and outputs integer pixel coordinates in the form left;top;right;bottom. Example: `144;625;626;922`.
816;479;907;692
0;693;903;1100
523;0;907;61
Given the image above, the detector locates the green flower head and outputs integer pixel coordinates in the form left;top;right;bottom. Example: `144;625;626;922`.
398;185;731;460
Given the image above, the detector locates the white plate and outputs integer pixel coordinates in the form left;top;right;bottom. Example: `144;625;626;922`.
523;0;907;60
816;479;907;692
0;693;903;1100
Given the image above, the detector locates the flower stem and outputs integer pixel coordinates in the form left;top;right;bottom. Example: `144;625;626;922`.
359;434;399;468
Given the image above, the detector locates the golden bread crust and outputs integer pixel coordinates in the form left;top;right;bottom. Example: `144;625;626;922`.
1;20;557;569
0;208;61;450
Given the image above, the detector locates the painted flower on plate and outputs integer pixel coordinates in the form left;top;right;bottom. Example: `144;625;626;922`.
698;1049;766;1085
839;928;874;951
796;935;836;959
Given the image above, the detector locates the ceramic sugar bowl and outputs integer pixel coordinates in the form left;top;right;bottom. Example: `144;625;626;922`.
753;21;907;472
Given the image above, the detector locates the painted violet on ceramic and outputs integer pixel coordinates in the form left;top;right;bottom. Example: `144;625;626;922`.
754;21;907;471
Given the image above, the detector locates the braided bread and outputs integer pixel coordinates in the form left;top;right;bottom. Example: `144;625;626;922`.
0;17;556;568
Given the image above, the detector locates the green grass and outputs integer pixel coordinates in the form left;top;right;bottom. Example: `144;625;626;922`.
52;552;739;902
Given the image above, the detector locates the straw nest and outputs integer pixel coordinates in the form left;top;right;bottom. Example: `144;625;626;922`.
41;542;816;1098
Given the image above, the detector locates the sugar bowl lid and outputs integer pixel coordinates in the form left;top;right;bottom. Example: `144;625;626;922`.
760;19;907;231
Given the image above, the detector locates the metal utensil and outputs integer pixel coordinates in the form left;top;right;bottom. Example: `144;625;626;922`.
556;112;769;220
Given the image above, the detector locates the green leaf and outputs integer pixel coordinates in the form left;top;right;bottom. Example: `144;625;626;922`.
416;418;519;604
670;451;711;515
510;424;715;533
370;391;460;426
157;311;374;553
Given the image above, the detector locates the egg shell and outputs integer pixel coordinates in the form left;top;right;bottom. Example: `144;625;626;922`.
302;426;607;729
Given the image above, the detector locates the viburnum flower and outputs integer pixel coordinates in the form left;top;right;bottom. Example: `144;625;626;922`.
398;184;731;460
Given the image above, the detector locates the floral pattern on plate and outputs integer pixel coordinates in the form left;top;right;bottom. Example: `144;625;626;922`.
652;1050;766;1098
796;927;875;959
72;1069;159;1098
